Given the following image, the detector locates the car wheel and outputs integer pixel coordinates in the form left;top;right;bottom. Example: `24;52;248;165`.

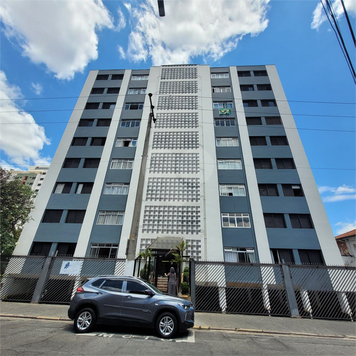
156;312;178;339
74;308;96;333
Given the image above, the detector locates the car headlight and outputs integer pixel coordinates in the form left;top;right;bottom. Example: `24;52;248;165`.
179;303;190;310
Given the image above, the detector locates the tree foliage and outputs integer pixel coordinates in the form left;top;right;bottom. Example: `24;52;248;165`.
0;167;36;255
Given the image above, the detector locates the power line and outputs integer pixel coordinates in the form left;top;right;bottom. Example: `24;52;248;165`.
340;0;356;47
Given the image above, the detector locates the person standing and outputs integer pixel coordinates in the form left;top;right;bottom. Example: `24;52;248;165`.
165;267;177;296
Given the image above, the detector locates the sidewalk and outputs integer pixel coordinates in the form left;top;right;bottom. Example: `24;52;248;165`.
1;301;355;339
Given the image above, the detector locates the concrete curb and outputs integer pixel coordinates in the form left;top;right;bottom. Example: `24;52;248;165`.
0;314;71;321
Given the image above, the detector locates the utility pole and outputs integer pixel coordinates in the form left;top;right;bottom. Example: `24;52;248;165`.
157;0;165;17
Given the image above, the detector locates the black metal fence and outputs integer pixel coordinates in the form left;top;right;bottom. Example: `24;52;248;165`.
190;261;356;321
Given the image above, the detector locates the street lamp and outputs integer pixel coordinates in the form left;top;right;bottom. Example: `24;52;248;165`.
157;0;165;17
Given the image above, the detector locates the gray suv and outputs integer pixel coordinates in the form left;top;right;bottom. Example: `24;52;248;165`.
68;276;194;338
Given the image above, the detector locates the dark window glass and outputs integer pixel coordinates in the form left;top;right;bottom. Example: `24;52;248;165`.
126;281;147;294
91;137;106;146
250;136;267;146
96;74;109;80
83;158;100;168
240;85;254;91
101;279;123;292
257;84;272;91
85;102;100;110
290;214;313;229
79;119;94;127
42;210;63;223
272;249;294;264
111;74;123;80
214;119;235;127
66;210;85;223
91;88;104;94
102;102;116;109
282;184;304;197
265;116;282;125
63;158;80;168
92;279;105;288
299;250;324;265
97;119;111;127
261;100;277;107
237;71;251;77
246;117;262;125
243;100;258;107
54;182;72;194
120;120;141;127
71;137;87;146
56;243;76;256
76;183;93;194
276;158;295;169
254;158;272;169
270;136;288;146
258;184;278;196
30;242;52;256
264;213;286;228
107;87;120;94
254;70;268;77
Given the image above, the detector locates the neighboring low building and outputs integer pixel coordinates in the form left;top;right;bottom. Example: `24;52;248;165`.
11;166;49;194
335;229;356;266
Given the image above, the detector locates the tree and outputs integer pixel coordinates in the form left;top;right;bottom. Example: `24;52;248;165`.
138;248;152;280
170;240;189;294
0;167;36;255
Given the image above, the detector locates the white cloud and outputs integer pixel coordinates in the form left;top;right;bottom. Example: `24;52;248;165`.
323;194;356;202
116;8;126;31
312;0;356;30
0;70;50;168
121;0;270;65
336;220;356;235
0;0;113;80
31;82;43;95
319;184;356;202
118;45;126;60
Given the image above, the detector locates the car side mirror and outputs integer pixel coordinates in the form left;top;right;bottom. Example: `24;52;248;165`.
144;289;155;297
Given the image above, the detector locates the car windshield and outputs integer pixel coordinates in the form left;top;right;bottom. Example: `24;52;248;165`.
145;281;163;294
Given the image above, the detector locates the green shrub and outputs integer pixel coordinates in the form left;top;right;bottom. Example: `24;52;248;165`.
183;267;189;283
181;281;189;295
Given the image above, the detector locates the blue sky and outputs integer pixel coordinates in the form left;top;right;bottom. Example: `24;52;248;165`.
0;0;355;235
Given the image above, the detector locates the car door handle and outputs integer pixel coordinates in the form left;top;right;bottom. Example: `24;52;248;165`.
125;296;132;299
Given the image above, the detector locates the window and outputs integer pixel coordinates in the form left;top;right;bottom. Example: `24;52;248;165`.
282;184;303;197
110;159;133;169
237;71;251;77
222;213;251;228
276;158;295;169
42;210;63;223
56;243;76;257
214;119;235;127
224;248;256;263
71;137;87;146
102;102;116;109
254;70;267;77
115;138;137;147
299;250;324;265
91;137;106;146
104;183;129;195
128;88;146;94
246;117;262;125
54;182;72;194
96;74;109;80
30;242;51;256
261;100;277;107
254;158;272;169
271;249;294;264
66;210;85;223
131;75;148;80
218;160;242;169
107;87;120;94
97;119;111;127
83;158;100;168
250;136;267;146
219;184;246;196
85;102;100;110
97;211;124;225
212;87;231;93
111;74;123;80
290;214;313;229
79;119;94;127
258;184;278;196
243;100;258;107
101;279;123;292
89;243;118;258
76;183;93;194
270;136;288;146
124;102;144;110
120;120;141;127
91;88;104;94
211;73;229;79
240;85;254;91
264;213;286;228
257;84;272;91
216;138;239;147
265;116;282;125
126;281;147;294
63;158;80;168
213;102;233;109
